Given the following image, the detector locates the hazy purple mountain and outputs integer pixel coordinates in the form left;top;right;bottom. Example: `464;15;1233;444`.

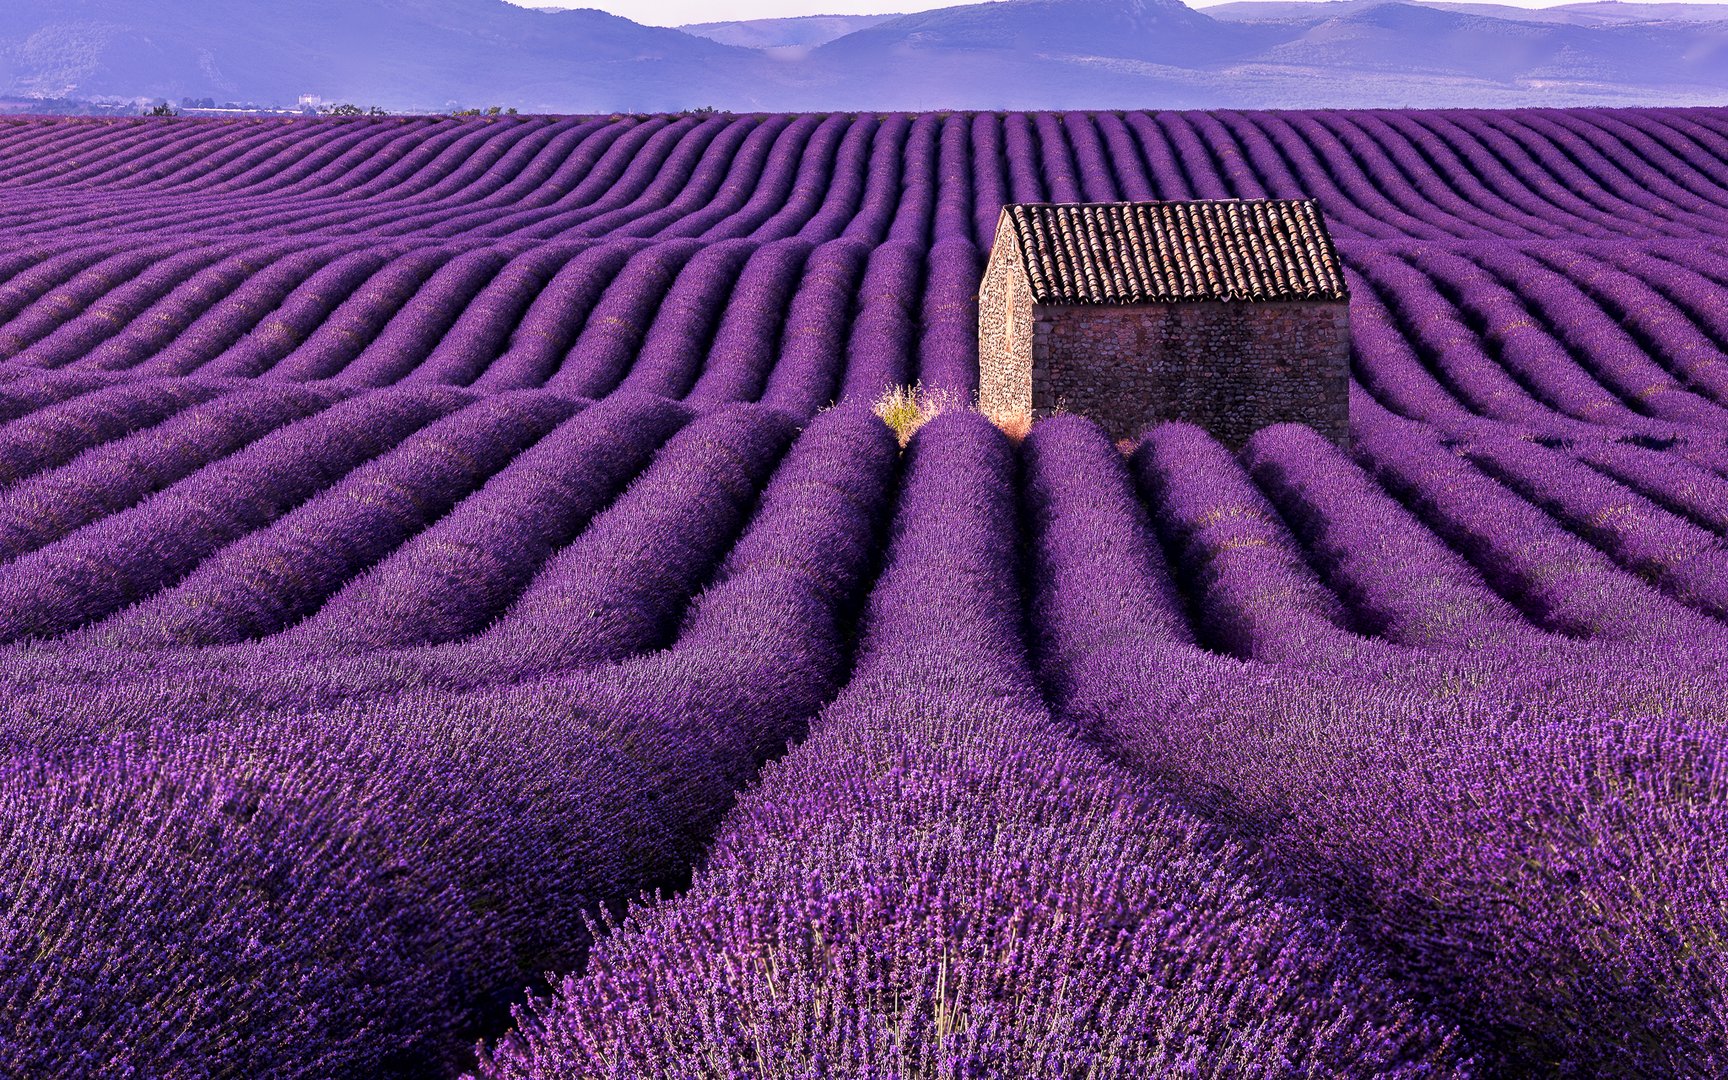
0;0;766;112
680;13;897;51
819;0;1255;62
4;0;1728;112
1249;1;1728;84
1541;2;1728;24
1203;0;1728;25
790;0;1276;108
794;0;1728;107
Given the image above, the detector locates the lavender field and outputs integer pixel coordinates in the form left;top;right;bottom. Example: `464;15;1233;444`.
0;109;1725;1078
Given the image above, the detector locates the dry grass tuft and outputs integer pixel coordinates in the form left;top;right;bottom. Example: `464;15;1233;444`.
875;387;1045;447
872;384;947;446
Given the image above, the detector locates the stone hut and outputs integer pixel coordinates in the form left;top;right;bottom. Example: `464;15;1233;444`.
977;199;1351;446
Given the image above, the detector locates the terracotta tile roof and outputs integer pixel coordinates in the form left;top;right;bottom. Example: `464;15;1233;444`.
1001;199;1348;305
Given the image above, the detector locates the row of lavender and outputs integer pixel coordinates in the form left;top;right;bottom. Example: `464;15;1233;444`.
6;111;1728;246
0;234;972;408
0;112;1724;433
0;370;1723;659
1;375;1725;1073
5;233;1728;433
0;106;1724;1078
1;400;902;1076
480;411;1728;1078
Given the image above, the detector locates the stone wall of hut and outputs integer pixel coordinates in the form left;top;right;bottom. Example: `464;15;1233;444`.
977;227;1036;420
1034;299;1351;446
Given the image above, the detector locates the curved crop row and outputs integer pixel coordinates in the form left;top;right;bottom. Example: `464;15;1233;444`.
2;112;1728;435
478;412;1470;1079
0;411;896;1079
1243;423;1542;650
1061;605;1728;1076
3;105;1728;1080
1353;399;1719;642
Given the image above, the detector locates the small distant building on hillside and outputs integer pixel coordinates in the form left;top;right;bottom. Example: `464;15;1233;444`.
977;199;1351;447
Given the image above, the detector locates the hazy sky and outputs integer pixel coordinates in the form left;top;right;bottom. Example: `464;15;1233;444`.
519;0;1728;27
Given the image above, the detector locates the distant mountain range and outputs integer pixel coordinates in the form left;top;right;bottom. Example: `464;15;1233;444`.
681;13;897;53
4;0;1728;113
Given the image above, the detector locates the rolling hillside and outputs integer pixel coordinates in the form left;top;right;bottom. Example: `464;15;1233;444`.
0;0;763;112
4;0;1728;109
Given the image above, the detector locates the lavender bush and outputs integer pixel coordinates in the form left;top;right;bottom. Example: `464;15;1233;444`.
0;107;1723;1079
